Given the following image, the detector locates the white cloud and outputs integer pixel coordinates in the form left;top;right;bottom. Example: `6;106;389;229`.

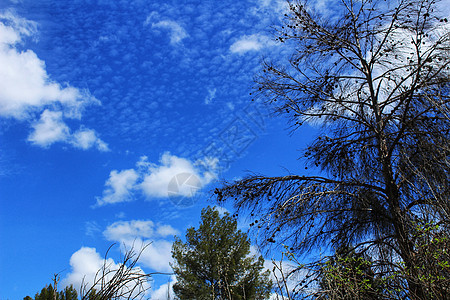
0;11;95;119
103;221;177;273
63;247;112;290
97;153;218;206
96;169;139;206
139;240;174;272
140;153;215;198
156;224;179;237
230;34;275;54
71;128;109;152
103;220;179;241
27;110;109;150
104;220;155;240
27;110;70;147
62;247;150;296
0;11;107;151
150;275;177;300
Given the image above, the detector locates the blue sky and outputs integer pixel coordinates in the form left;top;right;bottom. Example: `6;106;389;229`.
0;0;321;298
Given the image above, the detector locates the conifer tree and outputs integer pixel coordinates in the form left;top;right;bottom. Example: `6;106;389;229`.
26;284;78;300
171;206;272;299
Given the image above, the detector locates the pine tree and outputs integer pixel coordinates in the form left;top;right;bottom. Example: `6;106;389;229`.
171;206;272;299
28;284;78;300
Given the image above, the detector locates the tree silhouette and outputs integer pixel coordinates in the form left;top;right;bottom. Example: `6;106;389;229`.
24;245;153;300
215;0;449;298
78;244;152;300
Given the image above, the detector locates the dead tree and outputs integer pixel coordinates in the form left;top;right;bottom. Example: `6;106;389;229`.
215;0;450;298
79;244;152;300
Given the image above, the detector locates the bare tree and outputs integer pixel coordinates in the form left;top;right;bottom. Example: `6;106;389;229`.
215;0;449;298
79;244;152;300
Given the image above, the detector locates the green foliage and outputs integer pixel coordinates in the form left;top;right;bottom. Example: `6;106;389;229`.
59;285;78;300
171;206;272;299
84;289;100;300
291;223;450;299
317;247;384;300
26;284;78;300
408;221;450;299
26;284;106;300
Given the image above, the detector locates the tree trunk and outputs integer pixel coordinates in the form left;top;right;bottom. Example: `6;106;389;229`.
378;135;425;299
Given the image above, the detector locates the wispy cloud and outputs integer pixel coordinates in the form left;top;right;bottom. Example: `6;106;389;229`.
103;220;179;241
39;0;284;156
152;20;188;44
204;87;217;105
85;221;102;238
230;34;275;54
144;12;188;45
